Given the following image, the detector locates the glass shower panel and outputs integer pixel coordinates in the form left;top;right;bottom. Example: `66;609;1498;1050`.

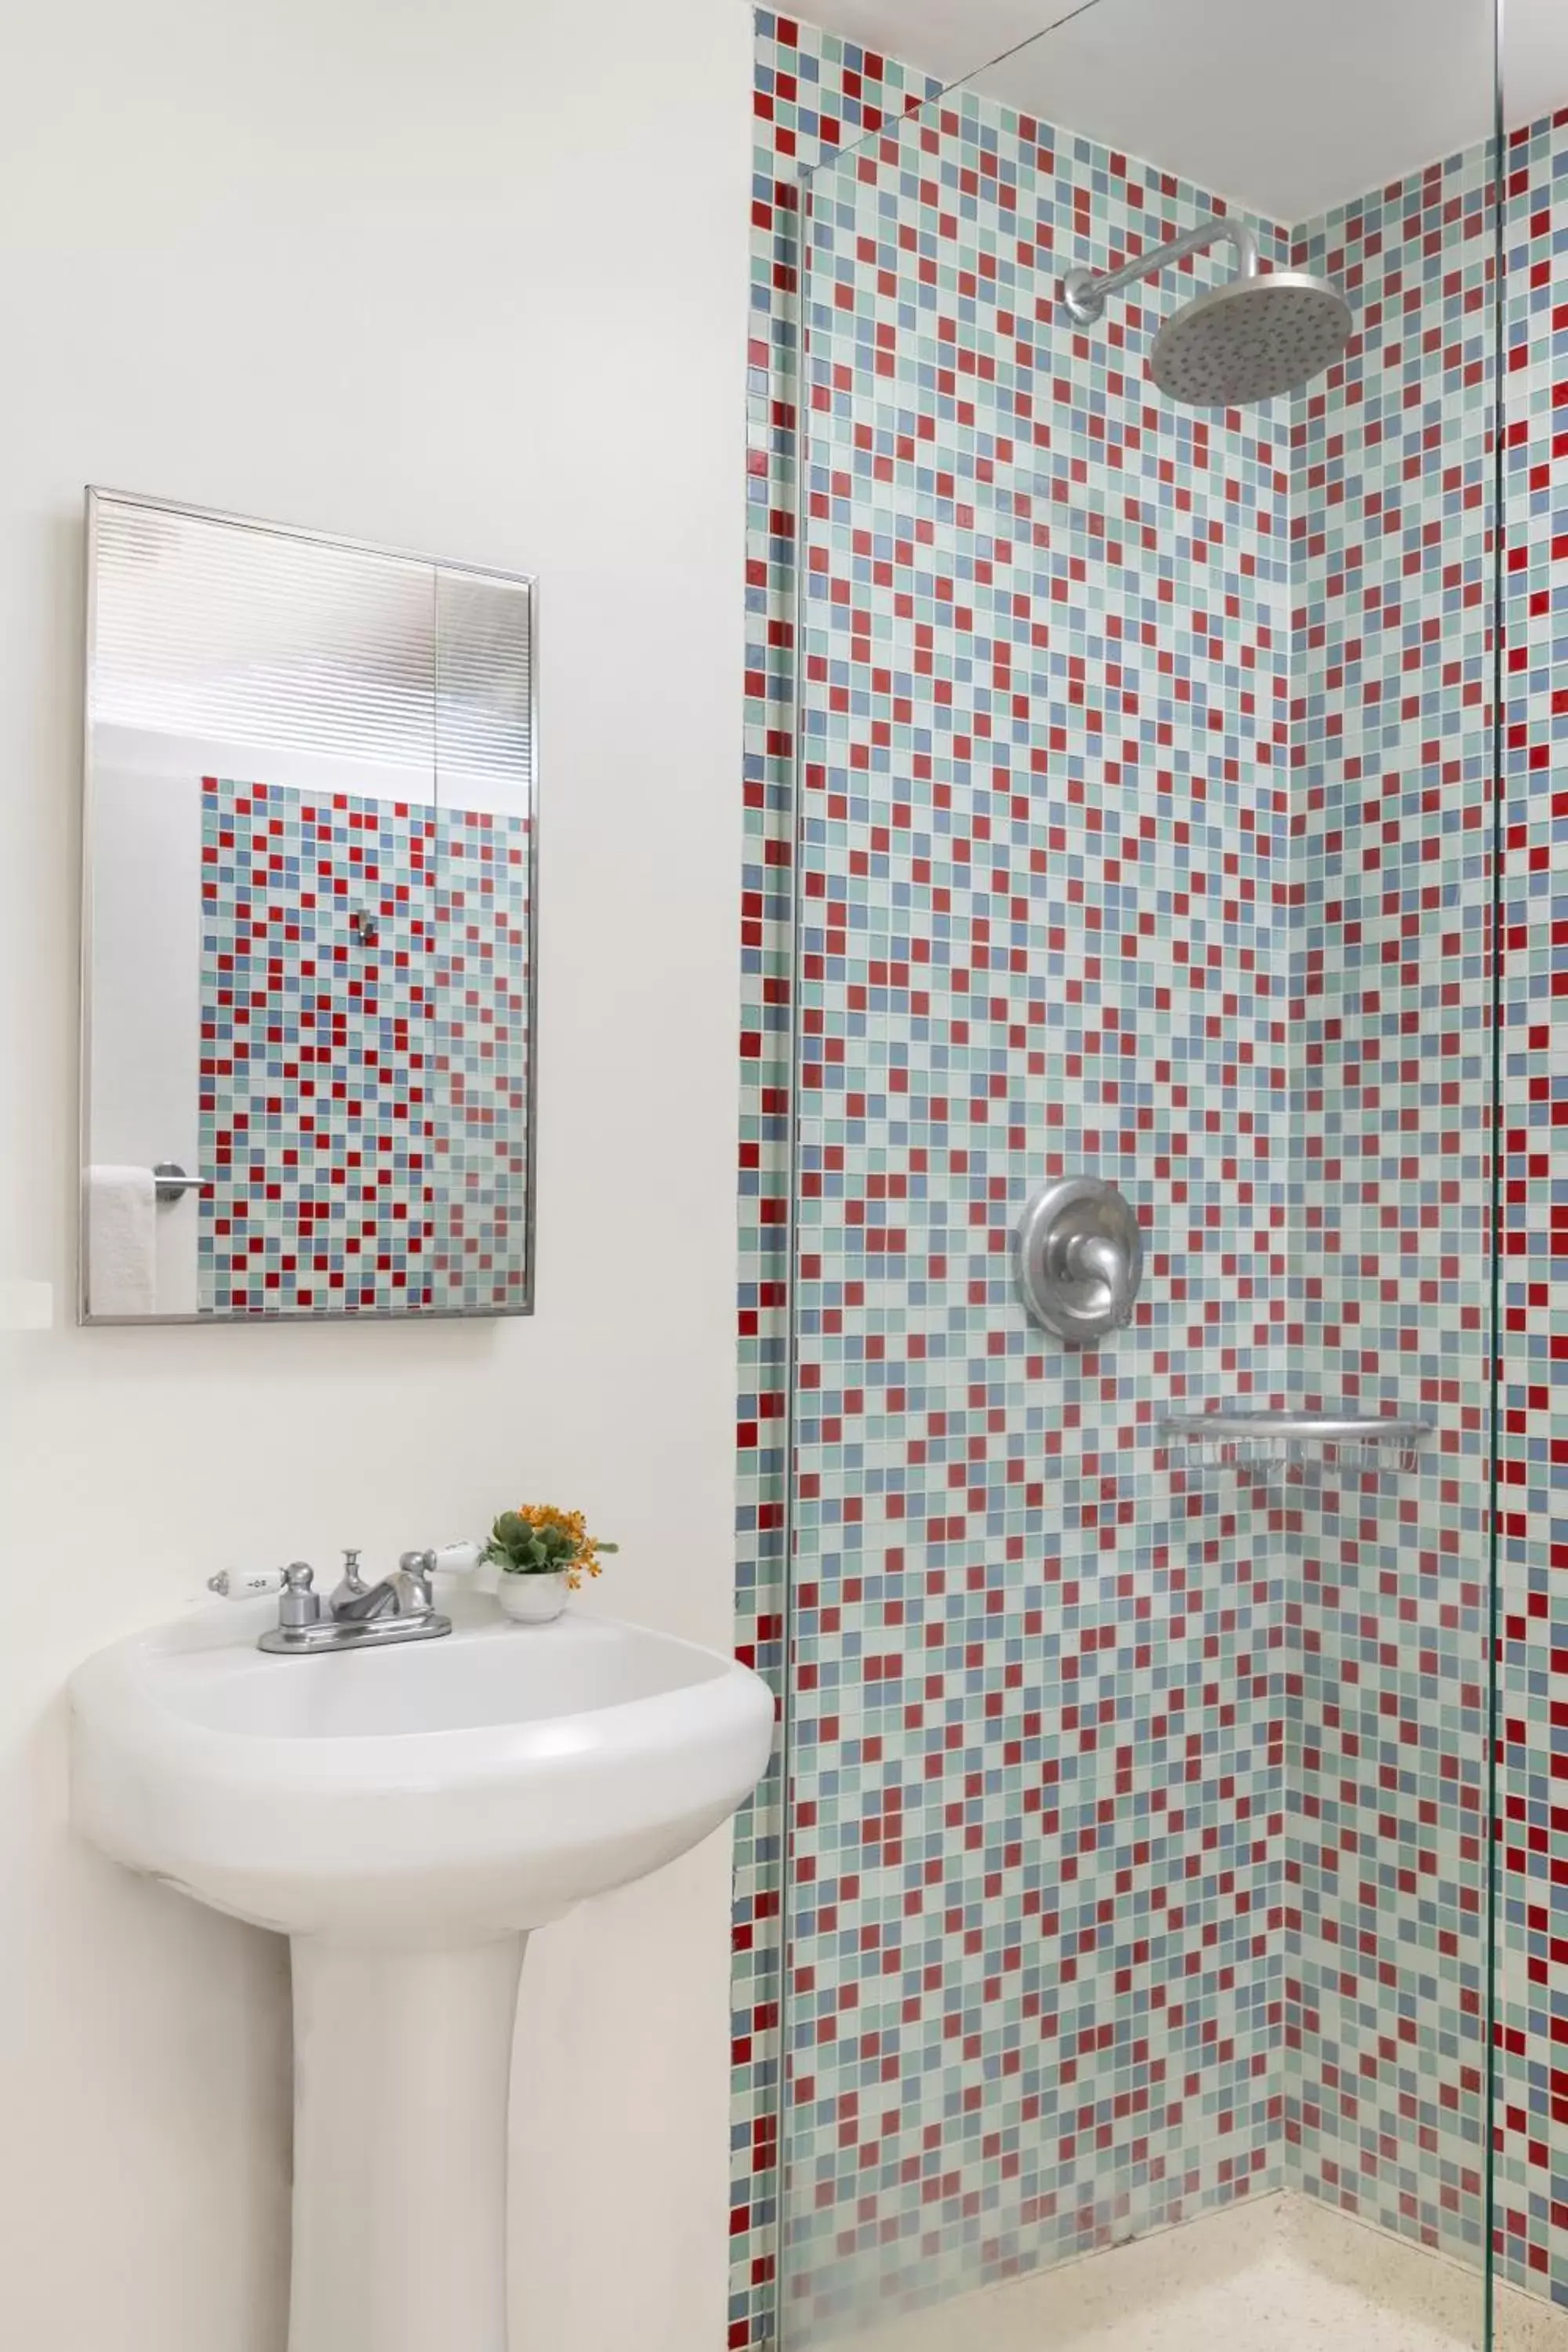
1287;74;1499;2310
772;3;1502;2346
1491;6;1568;2341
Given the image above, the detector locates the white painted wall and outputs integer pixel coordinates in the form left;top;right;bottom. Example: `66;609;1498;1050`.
0;0;751;2345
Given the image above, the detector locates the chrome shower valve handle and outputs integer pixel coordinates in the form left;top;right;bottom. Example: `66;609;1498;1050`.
1063;1229;1135;1330
1017;1178;1145;1345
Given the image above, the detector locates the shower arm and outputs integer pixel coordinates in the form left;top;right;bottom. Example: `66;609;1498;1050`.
1061;216;1260;326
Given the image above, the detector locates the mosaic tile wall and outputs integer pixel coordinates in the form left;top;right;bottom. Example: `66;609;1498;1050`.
738;16;1568;2348
198;779;528;1316
735;29;951;2342
782;93;1299;2350
1494;100;1568;2312
1286;147;1498;2274
738;15;1301;2341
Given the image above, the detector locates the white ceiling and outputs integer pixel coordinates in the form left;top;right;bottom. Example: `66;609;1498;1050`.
809;0;1568;223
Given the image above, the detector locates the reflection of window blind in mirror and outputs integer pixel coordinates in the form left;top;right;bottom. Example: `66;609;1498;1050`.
435;572;533;788
89;495;441;771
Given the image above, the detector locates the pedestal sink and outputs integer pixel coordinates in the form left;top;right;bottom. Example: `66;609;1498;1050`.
69;1591;775;2352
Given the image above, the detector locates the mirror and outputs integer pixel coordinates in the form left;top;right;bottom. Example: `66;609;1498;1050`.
80;490;536;1323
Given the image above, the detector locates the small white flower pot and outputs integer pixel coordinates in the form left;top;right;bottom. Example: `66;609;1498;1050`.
495;1571;569;1624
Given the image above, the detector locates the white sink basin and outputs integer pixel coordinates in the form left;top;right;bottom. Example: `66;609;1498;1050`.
71;1592;773;1944
69;1592;774;2352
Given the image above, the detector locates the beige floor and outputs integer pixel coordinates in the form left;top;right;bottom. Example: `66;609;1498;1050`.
823;2194;1568;2352
1054;2241;1473;2351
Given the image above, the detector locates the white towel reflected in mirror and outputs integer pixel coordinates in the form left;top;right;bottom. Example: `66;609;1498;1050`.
86;1166;157;1317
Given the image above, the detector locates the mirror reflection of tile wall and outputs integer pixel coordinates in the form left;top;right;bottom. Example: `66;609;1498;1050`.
82;492;536;1323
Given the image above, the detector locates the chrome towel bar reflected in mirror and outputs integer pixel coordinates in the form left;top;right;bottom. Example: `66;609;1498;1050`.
151;1161;211;1206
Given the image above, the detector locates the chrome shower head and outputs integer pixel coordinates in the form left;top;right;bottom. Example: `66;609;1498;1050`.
1151;270;1352;405
1061;216;1352;407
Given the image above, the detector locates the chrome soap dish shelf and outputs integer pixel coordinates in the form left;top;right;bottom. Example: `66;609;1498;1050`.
1160;1410;1432;1479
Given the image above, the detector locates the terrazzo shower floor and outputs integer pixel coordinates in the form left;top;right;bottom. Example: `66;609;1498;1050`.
821;2196;1568;2352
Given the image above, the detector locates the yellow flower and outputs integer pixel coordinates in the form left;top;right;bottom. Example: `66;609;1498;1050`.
517;1504;586;1536
510;1502;615;1590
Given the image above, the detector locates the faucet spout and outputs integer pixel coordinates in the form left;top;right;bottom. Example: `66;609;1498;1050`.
332;1577;401;1623
328;1548;400;1623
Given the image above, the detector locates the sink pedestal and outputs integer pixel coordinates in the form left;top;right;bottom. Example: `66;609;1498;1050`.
289;1935;527;2352
71;1599;775;2348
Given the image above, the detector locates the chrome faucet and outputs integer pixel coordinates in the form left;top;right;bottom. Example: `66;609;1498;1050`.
207;1543;480;1655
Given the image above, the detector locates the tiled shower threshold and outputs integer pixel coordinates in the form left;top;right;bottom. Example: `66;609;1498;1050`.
823;2195;1568;2351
